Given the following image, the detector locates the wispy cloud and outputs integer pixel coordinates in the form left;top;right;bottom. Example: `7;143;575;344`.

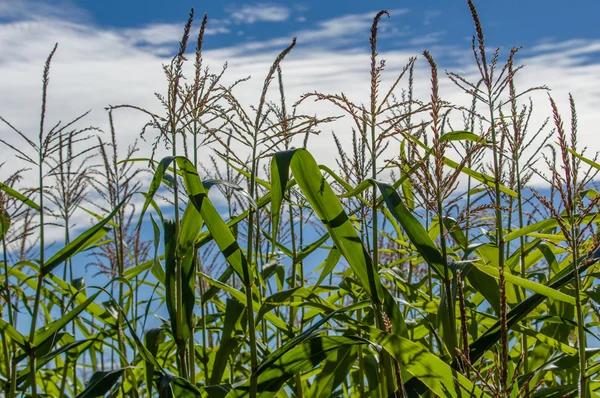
423;10;441;26
122;22;231;48
0;0;90;23
298;9;409;43
228;3;291;24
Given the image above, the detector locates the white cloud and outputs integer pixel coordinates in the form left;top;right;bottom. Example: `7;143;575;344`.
296;9;409;44
423;9;441;26
0;0;90;23
228;3;291;24
122;22;231;47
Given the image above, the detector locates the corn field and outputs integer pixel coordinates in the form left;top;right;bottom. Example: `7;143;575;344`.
1;1;599;397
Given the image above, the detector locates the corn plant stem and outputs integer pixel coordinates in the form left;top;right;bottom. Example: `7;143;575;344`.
189;325;196;385
370;75;402;398
59;358;69;396
245;258;259;398
1;231;14;397
426;221;434;353
505;177;529;384
246;141;260;398
256;229;268;344
169;98;188;379
357;200;368;397
193;115;205;386
299;207;305;328
67;221;83;392
487;94;508;396
29;144;47;398
286;203;304;396
113;165;132;393
515;155;529;376
9;356;16;398
1;236;11;327
357;308;365;398
437;194;456;356
570;216;587;397
0;330;7;392
199;279;209;384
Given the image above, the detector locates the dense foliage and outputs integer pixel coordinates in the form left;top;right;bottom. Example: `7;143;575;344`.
1;2;599;397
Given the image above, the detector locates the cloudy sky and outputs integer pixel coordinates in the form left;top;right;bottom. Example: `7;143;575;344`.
1;0;600;243
1;0;599;169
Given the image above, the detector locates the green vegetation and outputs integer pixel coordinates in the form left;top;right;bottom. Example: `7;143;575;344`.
1;2;599;397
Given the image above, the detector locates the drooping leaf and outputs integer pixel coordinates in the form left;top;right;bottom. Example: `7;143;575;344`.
145;328;165;397
42;198;127;276
305;345;358;398
75;367;131;398
211;299;246;385
0;182;40;211
175;156;251;286
271;148;383;303
471;261;576;304
374;181;447;279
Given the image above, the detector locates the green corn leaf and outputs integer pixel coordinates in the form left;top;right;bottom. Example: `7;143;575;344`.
136;156;174;229
75;367;132;398
211;299;246;385
175;156;251;286
471;261;576;304
178;201;204;254
0;182;40;211
505;213;598;242
16;336;108;386
313;246;341;288
374;180;446;279
43;272;116;327
305;345;358;398
159;374;203;397
164;220;195;344
404;245;600;396
440;130;487;143
271;148;383;303
368;328;487;397
33;290;102;348
568;148;600;170
144;328;165;398
76;205;119;228
150;215;166;285
41;198;127;276
229;335;366;397
0;316;26;349
404;134;517;198
0;211;10;241
200;272;290;335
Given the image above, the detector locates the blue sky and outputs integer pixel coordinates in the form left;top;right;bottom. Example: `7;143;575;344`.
26;1;600;52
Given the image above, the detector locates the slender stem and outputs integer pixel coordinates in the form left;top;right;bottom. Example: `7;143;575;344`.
515;154;529;376
29;138;46;398
437;195;456;356
246;139;259;398
1;227;14;397
59;358;69;396
199;277;209;384
357;308;365;398
245;280;259;398
189;323;196;385
570;214;587;397
487;92;508;396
